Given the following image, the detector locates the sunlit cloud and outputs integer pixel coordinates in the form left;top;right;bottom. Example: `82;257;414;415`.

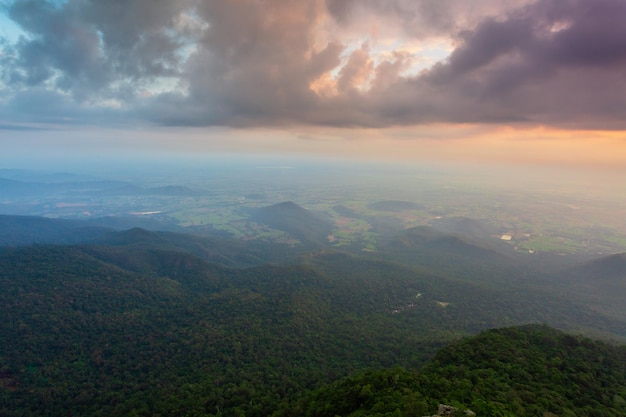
0;0;624;171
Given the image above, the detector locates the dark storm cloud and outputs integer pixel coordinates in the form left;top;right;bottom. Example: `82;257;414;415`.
414;0;626;126
2;0;626;129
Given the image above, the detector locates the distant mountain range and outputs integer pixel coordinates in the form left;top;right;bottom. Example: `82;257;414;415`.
0;171;203;199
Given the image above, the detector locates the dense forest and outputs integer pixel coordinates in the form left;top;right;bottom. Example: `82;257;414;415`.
274;325;626;417
1;223;625;416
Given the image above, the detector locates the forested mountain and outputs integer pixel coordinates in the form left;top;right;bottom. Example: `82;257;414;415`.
378;225;530;287
88;227;294;268
0;215;113;246
251;201;334;247
384;224;512;262
0;214;189;246
550;252;626;320
0;216;297;266
1;233;626;416
571;253;626;285
274;325;626;417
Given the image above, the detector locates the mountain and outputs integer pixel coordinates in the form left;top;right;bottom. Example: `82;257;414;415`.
421;324;626;416
0;244;454;416
89;227;291;268
252;201;333;247
0;214;112;246
1;238;625;416
275;325;626;417
0;213;294;266
572;252;626;284
390;224;511;258
0;170;200;199
0;175;137;198
0;169;97;183
552;252;626;319
0;177;49;197
380;225;522;285
0;214;186;246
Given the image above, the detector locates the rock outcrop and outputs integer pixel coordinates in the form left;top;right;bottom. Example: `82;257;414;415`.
423;404;476;417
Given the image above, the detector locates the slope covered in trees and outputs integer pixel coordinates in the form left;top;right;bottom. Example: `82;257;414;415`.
1;234;625;416
274;325;626;417
251;201;334;247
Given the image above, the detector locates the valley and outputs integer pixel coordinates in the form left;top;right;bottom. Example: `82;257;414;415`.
1;164;625;256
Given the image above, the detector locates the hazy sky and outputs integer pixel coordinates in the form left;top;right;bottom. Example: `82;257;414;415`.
1;0;625;168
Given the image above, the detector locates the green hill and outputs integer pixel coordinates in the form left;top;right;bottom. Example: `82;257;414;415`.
252;201;333;247
274;325;626;417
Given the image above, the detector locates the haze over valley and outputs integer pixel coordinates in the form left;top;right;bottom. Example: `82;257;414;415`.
2;160;625;258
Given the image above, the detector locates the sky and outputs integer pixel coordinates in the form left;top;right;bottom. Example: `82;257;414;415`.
1;0;626;169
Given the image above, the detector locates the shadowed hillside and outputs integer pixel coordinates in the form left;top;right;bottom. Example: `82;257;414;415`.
379;225;524;285
252;201;333;247
552;252;626;319
0;214;112;246
573;252;626;284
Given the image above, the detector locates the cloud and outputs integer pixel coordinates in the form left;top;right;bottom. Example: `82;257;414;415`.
1;0;193;105
418;0;626;127
1;0;626;130
325;0;534;39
